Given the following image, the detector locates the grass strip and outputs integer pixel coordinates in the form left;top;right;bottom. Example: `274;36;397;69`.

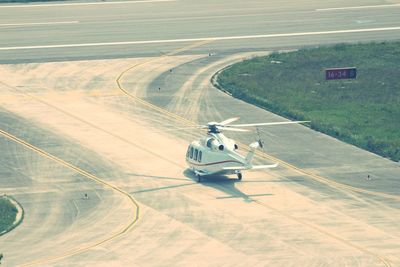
0;196;18;234
216;41;400;161
0;0;70;2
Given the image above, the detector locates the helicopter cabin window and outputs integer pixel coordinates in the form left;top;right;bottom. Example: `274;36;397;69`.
198;151;202;162
194;148;198;161
190;146;194;159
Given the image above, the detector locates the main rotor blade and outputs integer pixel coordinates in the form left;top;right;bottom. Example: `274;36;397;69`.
219;117;240;126
152;125;205;132
218;126;250;132
228;121;310;127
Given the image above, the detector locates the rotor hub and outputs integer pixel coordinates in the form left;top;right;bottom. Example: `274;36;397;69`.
207;122;220;133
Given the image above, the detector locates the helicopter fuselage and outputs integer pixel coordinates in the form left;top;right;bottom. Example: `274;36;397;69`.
184;117;303;181
186;133;246;176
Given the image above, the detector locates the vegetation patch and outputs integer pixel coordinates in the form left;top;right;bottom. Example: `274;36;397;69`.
0;0;71;2
0;196;18;234
216;42;400;161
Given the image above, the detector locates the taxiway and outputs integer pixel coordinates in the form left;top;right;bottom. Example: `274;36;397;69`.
0;1;399;266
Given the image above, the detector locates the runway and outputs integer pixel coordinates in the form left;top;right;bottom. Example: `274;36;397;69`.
1;0;400;62
0;0;399;266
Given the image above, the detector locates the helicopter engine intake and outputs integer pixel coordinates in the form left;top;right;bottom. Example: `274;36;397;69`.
206;138;224;151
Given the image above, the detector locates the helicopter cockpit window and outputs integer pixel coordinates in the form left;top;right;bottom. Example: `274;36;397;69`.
190;146;194;159
194;149;198;161
198;151;202;162
186;147;190;158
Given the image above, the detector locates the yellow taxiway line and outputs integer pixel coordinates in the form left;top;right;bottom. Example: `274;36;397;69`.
0;128;140;267
253;199;392;267
115;41;396;267
1;39;394;266
254;150;400;201
116;43;399;202
0;41;209;266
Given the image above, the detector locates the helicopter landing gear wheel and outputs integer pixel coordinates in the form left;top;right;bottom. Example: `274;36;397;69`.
237;172;242;181
197;174;202;183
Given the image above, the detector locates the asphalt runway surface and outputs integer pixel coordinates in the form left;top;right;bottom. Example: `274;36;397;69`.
0;0;399;266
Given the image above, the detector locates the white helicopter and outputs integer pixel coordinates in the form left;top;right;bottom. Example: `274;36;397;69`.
186;117;309;182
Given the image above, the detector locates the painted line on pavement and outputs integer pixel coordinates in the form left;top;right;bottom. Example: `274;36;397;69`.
316;4;400;11
115;45;395;267
254;199;392;267
116;47;400;202
0;129;140;266
1;26;400;51
0;0;176;8
0;21;79;27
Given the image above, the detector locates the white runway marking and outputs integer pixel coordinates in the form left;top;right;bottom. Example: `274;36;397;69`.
316;4;400;11
0;0;176;8
0;21;79;27
1;26;400;51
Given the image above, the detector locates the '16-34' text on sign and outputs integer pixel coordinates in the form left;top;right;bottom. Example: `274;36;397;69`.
325;67;357;80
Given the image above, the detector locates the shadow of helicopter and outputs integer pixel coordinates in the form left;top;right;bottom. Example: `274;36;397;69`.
128;170;300;202
183;169;276;202
128;172;196;194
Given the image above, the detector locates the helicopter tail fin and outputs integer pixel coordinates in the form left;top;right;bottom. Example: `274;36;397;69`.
245;142;260;164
